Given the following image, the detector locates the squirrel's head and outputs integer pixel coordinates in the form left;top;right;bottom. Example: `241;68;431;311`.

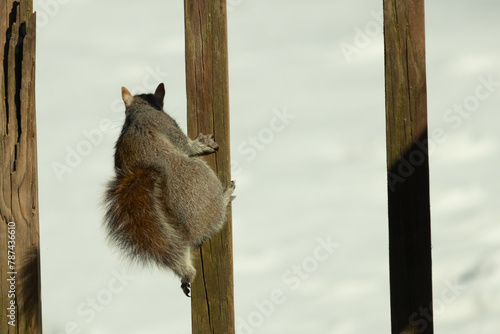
121;83;166;114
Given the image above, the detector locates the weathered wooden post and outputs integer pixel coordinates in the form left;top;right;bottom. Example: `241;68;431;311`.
184;0;235;333
383;0;434;333
1;0;42;333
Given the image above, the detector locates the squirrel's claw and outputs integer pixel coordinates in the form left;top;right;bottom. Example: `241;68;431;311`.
195;133;219;153
181;282;191;297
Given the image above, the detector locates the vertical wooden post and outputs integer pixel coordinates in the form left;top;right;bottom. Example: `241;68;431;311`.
184;0;234;333
383;1;433;333
1;0;41;333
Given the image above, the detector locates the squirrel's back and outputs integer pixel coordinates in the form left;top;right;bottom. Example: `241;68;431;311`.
103;83;235;296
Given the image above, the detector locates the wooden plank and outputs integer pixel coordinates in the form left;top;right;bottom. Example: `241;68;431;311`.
184;0;235;333
0;1;42;333
383;1;433;333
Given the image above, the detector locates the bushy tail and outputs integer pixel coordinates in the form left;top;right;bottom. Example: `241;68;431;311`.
103;167;189;274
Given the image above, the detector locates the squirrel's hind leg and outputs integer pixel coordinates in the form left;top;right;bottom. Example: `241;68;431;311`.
161;246;196;297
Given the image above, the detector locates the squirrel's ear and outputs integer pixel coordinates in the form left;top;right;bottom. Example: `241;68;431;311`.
154;83;165;107
121;86;134;107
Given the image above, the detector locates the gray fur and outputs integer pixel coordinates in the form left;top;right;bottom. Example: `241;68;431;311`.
103;83;235;296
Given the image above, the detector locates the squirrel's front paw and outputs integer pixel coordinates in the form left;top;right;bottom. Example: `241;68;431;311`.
195;133;219;154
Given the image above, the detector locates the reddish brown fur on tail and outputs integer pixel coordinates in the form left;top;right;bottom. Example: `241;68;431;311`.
103;167;180;267
104;84;235;296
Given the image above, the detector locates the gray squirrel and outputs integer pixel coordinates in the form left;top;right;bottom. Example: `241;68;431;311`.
103;83;235;296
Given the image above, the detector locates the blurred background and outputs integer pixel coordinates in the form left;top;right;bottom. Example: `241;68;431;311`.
34;0;500;333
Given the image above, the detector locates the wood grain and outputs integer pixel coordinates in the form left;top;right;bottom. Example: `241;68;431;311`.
184;0;235;333
1;1;42;333
383;1;434;333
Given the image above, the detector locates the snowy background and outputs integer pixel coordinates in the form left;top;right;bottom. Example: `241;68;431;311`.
33;0;500;333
